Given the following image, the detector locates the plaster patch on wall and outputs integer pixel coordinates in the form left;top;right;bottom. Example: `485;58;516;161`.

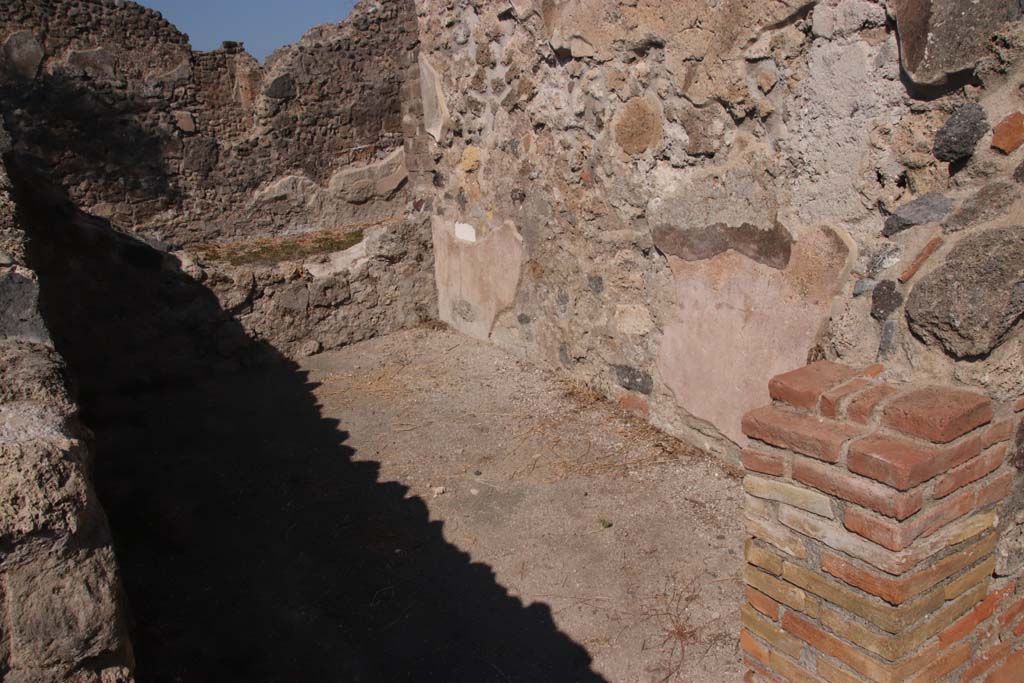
454;222;477;242
432;217;524;341
657;225;853;445
419;54;450;142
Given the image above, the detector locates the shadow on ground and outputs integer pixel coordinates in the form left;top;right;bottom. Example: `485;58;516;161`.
9;165;605;683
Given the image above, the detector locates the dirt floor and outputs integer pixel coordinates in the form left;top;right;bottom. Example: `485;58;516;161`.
90;326;745;683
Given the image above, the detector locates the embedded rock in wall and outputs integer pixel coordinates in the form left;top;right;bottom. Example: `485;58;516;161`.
657;226;853;445
906;225;1024;359
1;30;43;80
888;0;1021;85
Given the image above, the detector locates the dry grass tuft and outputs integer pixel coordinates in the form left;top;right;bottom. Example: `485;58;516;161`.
197;226;368;266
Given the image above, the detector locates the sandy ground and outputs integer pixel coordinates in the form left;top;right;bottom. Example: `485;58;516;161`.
92;325;745;683
303;327;746;682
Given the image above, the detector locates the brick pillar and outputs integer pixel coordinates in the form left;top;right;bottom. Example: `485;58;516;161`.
740;361;1024;683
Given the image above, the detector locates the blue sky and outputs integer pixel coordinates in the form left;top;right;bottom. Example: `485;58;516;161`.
140;0;358;61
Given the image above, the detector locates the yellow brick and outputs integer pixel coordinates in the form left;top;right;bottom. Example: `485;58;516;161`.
745;475;835;518
746;493;776;520
745;564;808;613
780;505;996;576
782;562;945;634
816;659;869;683
817;584;985;661
769;650;824;683
746;513;808;560
741;604;804;659
746;539;784;575
944;556;996;600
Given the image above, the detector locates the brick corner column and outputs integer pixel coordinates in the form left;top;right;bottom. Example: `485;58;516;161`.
739;360;1024;683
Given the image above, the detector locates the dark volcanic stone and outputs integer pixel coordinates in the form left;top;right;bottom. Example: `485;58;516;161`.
611;365;653;395
906;226;1024;358
1014;158;1024;184
877;320;900;361
182;137;219;174
890;0;1021;86
652;221;793;270
2;31;44;81
265;74;296;99
883;193;953;237
871;280;904;321
934;103;989;162
853;279;879;297
943;182;1020;233
0;270;48;342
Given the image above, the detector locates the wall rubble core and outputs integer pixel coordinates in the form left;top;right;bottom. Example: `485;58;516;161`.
414;0;1024;465
741;361;1024;683
0;122;134;683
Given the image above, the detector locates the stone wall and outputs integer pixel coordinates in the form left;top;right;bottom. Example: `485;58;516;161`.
0;0;436;359
740;360;1024;683
413;0;1024;462
0;123;133;683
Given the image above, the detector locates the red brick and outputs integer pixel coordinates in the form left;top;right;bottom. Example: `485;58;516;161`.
793;457;922;520
975;469;1014;508
899;235;944;284
999;597;1024;627
934;446;1007;498
862;364;886;378
982;419;1017;449
963;641;1012;681
1015;397;1024;413
782;612;885;681
844;488;974;551
740;628;771;666
745;659;784;683
1015;618;1024;637
986;649;1024;683
847;384;898;424
992;111;1024;154
743;448;786;476
742;406;866;463
821;534;998;606
847;432;982;490
883;386;993;444
769;361;862;411
939;583;1016;647
747;586;781;620
906;641;973;683
821;378;875;418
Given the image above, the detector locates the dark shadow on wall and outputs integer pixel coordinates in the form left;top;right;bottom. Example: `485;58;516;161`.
7;162;605;683
1;75;180;225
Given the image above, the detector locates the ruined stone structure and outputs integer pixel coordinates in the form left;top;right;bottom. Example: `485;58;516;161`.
1;0;435;361
417;0;1024;464
1;0;1023;680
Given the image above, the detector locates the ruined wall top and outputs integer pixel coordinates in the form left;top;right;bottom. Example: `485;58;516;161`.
0;0;419;246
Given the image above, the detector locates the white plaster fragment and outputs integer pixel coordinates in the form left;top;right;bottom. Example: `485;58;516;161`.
454;222;477;243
